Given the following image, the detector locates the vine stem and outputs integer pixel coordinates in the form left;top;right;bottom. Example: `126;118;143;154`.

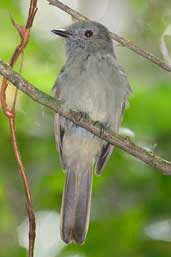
0;1;38;256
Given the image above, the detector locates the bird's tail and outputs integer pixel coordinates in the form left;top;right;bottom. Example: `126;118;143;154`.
60;167;93;244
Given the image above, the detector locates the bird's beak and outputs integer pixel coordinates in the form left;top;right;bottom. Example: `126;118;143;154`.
51;29;72;38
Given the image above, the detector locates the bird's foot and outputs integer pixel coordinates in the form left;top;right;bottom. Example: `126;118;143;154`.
77;111;90;121
70;109;90;122
94;121;109;137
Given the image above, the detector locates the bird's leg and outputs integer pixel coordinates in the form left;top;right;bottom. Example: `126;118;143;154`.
77;111;90;121
70;109;90;122
93;121;109;137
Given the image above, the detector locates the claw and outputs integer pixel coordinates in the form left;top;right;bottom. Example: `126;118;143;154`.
70;110;89;123
78;111;89;121
94;121;107;137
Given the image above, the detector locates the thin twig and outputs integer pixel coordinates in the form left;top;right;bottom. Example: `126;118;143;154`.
12;51;24;111
0;59;171;175
0;1;37;257
47;0;171;72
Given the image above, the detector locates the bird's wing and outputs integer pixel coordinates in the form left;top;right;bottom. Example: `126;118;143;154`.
52;65;65;98
53;66;66;168
95;55;132;175
54;114;66;169
95;101;126;175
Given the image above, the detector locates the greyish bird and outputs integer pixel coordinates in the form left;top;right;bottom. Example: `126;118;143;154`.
52;20;132;244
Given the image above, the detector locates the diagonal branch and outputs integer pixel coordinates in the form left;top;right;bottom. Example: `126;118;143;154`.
0;59;171;175
47;0;171;73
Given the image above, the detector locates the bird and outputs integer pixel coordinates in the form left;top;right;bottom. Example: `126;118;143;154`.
52;20;132;244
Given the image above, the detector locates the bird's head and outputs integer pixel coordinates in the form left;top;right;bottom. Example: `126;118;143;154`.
52;21;114;57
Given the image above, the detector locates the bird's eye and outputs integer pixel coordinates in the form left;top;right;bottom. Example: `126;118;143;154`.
84;30;93;38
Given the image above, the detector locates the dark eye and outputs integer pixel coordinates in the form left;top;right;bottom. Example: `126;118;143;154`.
84;30;93;38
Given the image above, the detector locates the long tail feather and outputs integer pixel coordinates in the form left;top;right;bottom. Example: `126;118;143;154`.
60;168;92;244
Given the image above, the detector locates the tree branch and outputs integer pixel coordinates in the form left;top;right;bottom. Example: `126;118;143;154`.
47;0;171;73
0;59;171;175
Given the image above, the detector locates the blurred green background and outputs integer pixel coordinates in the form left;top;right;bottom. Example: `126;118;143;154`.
1;1;171;257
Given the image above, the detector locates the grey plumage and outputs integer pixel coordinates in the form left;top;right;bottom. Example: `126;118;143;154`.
52;21;132;244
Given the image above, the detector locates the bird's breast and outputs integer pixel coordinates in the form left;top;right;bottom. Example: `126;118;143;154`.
59;55;122;127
